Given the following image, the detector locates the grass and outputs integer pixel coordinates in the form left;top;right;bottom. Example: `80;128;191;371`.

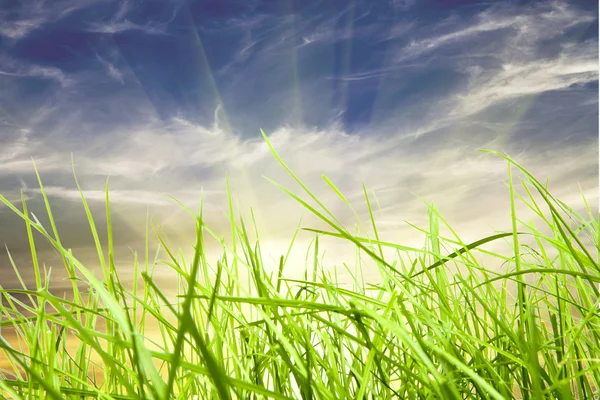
0;129;598;399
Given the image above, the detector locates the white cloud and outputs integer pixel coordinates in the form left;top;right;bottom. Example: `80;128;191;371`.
95;52;124;83
84;0;181;35
451;42;598;119
0;104;596;289
113;0;132;21
396;1;596;62
0;18;46;40
0;128;30;164
4;115;595;223
378;1;598;138
85;20;169;35
0;0;174;50
0;0;120;41
0;63;72;87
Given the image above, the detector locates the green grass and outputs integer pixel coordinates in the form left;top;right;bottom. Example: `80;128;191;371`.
0;129;598;399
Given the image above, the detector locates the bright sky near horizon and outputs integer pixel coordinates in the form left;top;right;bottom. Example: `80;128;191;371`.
0;0;598;293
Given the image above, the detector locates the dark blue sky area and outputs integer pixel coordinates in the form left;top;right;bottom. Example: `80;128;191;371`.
4;0;595;135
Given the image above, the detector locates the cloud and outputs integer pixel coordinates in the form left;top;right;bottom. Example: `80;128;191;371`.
371;1;598;139
396;1;596;62
0;64;72;87
113;0;132;21
0;0;176;44
390;0;416;11
217;5;378;75
329;66;399;81
1;115;595;295
213;1;596;143
380;20;415;41
23;186;177;206
0;18;46;40
95;52;124;83
450;41;598;119
2;113;595;223
84;0;182;35
0;0;119;41
0;127;31;164
85;20;170;35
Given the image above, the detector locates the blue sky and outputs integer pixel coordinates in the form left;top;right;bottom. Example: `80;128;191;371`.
0;0;598;293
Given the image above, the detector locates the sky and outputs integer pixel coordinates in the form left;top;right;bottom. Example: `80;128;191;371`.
0;0;598;299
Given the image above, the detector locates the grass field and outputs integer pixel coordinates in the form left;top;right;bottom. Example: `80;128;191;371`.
0;130;598;399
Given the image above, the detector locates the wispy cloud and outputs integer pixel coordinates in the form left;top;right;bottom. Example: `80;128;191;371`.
113;0;132;21
389;0;416;11
450;41;598;119
329;66;400;81
396;1;596;62
0;0;119;41
22;186;177;206
217;5;377;74
84;0;180;35
86;20;170;35
0;58;72;86
0;18;46;40
372;1;599;138
380;20;415;41
0;127;31;165
95;52;124;83
0;0;174;42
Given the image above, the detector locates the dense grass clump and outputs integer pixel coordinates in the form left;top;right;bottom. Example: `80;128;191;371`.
0;130;598;399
